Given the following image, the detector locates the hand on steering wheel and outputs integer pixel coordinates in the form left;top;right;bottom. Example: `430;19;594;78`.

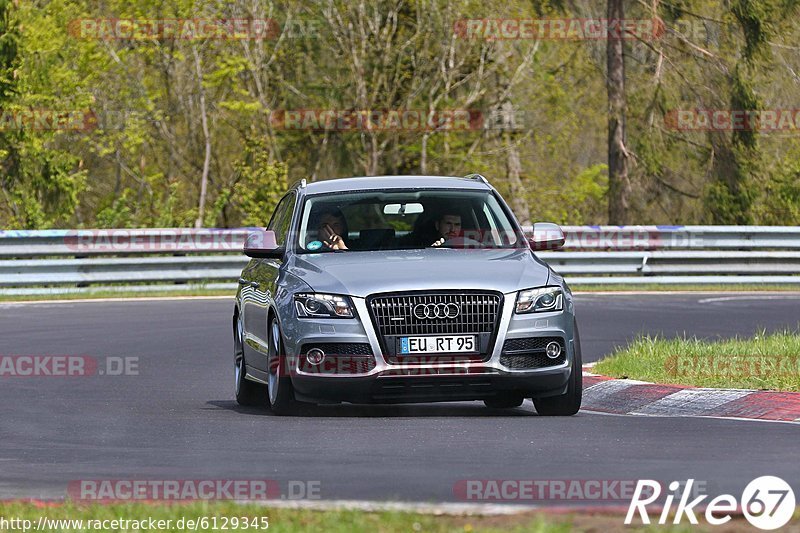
431;236;482;248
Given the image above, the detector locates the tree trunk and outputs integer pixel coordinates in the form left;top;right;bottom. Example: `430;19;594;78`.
505;132;531;226
606;0;632;224
420;133;428;174
193;46;212;229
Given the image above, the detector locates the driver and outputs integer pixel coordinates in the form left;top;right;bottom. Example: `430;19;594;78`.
310;207;349;250
431;213;462;247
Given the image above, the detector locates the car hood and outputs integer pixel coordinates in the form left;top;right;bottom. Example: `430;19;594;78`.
288;248;551;297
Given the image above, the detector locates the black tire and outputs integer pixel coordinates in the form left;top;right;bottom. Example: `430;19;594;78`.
484;393;524;409
267;317;301;415
532;320;583;416
234;313;267;407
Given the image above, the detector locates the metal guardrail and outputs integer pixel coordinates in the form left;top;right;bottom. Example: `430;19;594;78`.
0;228;250;257
0;226;798;294
0;256;247;286
555;225;800;250
3;226;800;257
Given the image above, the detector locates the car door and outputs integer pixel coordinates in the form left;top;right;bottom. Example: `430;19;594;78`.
241;192;296;372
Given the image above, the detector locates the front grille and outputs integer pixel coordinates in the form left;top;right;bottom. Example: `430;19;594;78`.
298;343;376;374
368;292;501;336
367;291;502;363
500;337;566;369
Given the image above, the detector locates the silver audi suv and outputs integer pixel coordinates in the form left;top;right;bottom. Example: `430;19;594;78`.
233;175;582;415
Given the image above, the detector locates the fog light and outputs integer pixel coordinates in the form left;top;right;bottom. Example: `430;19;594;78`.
545;342;562;359
306;348;325;365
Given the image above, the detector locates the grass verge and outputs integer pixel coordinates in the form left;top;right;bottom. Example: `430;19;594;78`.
570;283;800;292
0;289;233;302
0;501;787;532
592;330;800;391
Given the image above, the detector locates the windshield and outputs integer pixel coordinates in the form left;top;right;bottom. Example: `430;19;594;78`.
296;189;525;253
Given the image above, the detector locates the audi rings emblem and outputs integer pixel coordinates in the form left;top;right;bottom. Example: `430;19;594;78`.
413;303;460;319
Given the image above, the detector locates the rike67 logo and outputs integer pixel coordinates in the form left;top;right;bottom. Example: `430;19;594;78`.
626;476;795;530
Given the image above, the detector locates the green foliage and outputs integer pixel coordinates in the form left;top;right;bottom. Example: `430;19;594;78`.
705;178;754;224
534;164;608;225
704;19;765;224
0;0;17;100
95;188;135;228
95;175;195;228
731;0;774;62
0;0;799;228
231;139;288;227
759;161;800;224
0;0;92;228
730;66;761;152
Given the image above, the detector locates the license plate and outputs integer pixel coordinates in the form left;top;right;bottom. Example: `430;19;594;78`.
398;335;477;354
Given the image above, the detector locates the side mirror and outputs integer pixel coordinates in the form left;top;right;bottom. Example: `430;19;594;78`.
529;222;565;251
244;229;284;259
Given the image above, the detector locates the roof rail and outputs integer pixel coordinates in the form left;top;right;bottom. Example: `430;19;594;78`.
464;173;490;185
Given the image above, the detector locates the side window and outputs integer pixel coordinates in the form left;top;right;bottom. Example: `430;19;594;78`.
267;193;296;246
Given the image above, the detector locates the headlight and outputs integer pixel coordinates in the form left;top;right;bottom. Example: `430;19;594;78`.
515;286;563;314
295;293;354;318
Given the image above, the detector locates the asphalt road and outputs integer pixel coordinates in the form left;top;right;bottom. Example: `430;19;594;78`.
1;294;798;505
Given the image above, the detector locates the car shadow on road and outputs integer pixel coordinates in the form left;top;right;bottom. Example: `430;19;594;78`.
205;400;538;417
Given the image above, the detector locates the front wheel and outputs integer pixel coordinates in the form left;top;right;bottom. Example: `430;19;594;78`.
234;313;267;406
267;318;301;415
532;320;582;416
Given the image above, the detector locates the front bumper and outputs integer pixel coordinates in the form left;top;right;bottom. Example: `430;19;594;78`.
283;293;576;404
292;366;571;404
